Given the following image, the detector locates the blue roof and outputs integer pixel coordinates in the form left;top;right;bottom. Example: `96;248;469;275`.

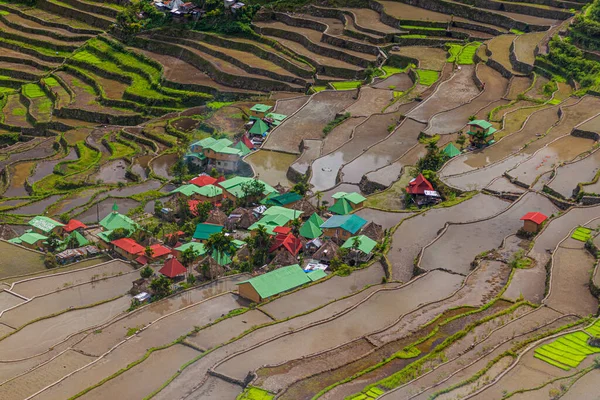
320;215;367;234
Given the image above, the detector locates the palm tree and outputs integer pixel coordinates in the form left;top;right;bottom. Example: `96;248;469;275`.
248;225;272;268
291;218;302;235
351;236;362;266
181;247;199;278
204;232;235;263
315;191;323;215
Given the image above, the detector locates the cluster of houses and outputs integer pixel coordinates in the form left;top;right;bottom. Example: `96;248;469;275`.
184;104;285;173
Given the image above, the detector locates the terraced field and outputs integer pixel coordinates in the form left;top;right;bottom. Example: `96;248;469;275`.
2;0;600;398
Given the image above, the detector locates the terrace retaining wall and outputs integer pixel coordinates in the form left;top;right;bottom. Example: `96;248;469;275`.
37;0;113;30
486;57;514;79
54;107;146;125
0;3;100;35
509;40;534;75
450;0;572;20
581;196;600;205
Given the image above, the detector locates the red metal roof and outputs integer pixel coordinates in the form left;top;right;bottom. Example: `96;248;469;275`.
159;257;187;278
111;238;145;255
241;135;254;150
269;233;302;256
149;244;172;258
406;173;434;195
135;255;149;265
63;219;87;233
190;175;217;187
165;231;185;239
273;226;292;235
520;212;548;225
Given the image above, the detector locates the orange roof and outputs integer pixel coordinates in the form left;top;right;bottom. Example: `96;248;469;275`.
63;219;87;233
149;244;172;258
273;226;292;235
269;233;302;256
111;238;145;255
190;175;217;187
159;257;187;278
520;212;548;225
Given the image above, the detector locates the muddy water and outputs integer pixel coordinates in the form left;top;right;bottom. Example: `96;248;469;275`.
389;194;510;282
245;150;297;187
548;149;600;198
420;192;558;275
12;260;133;298
50;187;106;216
3;161;35;198
28;148;77;184
507;135;595;187
6;194;62;215
107;179;162;197
186;374;244;399
321;116;367;155
341;118;424;183
486;177;525;193
216;270;464;381
344;87;393;117
93;159;129;184
290;139;321;176
0;139;55;173
150;153;178;179
364;159;404;188
76;198;140;223
561;369;600;400
131;154;152;180
0;296;130;360
311;113;402;191
443;153;530;191
0;291;23;312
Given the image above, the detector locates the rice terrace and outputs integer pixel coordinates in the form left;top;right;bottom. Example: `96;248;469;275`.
2;0;600;398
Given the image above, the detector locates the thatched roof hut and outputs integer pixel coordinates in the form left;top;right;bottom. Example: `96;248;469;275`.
0;225;17;240
294;199;317;217
273;183;287;194
361;221;384;242
312;240;339;263
235;245;251;262
226;207;257;230
206;208;228;226
269;249;298;268
197;256;225;280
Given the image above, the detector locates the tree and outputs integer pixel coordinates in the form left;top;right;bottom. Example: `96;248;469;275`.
108;228;131;241
44;252;58;269
240;179;265;206
144;246;154;260
172;159;188;183
204;232;235;262
46;233;61;253
209;167;219;178
181;247;200;277
291;175;309;196
351;236;362;266
416;140;447;172
150;275;172;299
247;225;272;268
154;200;163;216
177;196;191;220
187;274;196;285
140;266;153;279
291;218;302;235
315;191;323;215
195;201;212;223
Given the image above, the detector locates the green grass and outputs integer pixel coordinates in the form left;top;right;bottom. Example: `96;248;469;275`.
416;69;439;86
59;142;101;175
400;25;444;31
107;140;136;160
37;98;53;114
0;10;9;15
457;42;481;65
510;28;525;35
534;330;600;371
311;85;327;93
70;77;96;95
446;43;463;62
331;80;362;90
43;77;61;88
206;101;234;110
237;387;274;400
380;64;413;79
11;107;25;116
0;36;70;58
22;83;46;99
585;320;600;337
400;34;428;39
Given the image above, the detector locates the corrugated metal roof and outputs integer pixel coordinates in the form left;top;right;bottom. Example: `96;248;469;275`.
341;235;377;254
237;264;310;299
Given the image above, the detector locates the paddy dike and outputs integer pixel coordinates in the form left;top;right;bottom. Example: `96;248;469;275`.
547;148;600;199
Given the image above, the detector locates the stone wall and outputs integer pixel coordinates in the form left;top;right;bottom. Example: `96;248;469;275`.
509;41;534;74
486;57;514;79
54;107;146;126
393;36;449;47
449;0;571;20
582;196;600;205
37;0;113;30
359;174;388;194
0;3;99;34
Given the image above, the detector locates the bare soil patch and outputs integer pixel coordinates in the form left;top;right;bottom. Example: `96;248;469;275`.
548;149;600;198
342;7;401;34
344;87;393;117
515;32;546;65
506;75;533;100
0;291;23;313
273;95;310;115
320;116;366;155
487;34;520;75
373;73;413;91
0;241;45;280
390;46;447;71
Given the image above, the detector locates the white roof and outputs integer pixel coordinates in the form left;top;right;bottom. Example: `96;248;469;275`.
424;190;440;197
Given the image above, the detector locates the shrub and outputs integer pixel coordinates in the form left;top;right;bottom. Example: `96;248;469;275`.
323;112;351;136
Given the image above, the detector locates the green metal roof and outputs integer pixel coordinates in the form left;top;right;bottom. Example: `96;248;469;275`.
248;214;291;231
248;119;270;136
250;104;272;113
299;220;322;239
469;120;493;129
12;232;48;245
265;192;302;207
196;184;223;198
307;270;327;281
341;235;377;254
233;141;252;156
321;214;367;234
443;143;461;158
307;213;325;227
212;250;232;266
328;197;353;215
99;212;138;232
219;177;277;198
175;242;206;255
96;230;113;243
237;264;310;299
69;230;90;247
193;223;223;240
266;112;287;126
184;152;206;160
263;206;303;220
171;184;204;197
331;192;365;205
28;216;64;233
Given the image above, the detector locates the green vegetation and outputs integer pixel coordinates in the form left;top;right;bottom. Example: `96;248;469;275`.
535;330;600;370
206;101;234;110
331;80;362;90
42;77;61;88
446;43;463;62
310;85;327;93
541;37;600;89
446;42;481;64
400;25;444;31
22;84;46;99
416;69;439;86
380;64;413;79
400;34;427;39
323;112;351;135
570;0;600;50
237;386;274;400
510;28;525;35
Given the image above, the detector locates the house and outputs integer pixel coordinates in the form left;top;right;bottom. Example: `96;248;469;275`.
264;192;302;208
248;213;292;235
466;120;497;146
265;112;287;127
218;177;277;201
299;213;324;239
329;192;366;215
59;230;90;251
63;219;87;234
135;243;172;265
198;255;226;280
520;212;548;233
232;140;252;156
187;137;243;172
443;143;461;158
361;221;384;242
159;256;187;279
312;240;340;264
111;238;145;261
341;235;378;263
262;206;303;220
249;104;272;118
236;264;311;303
269;249;298;267
406;173;441;207
173;241;206;261
189;174;217;187
185;184;223;204
28;216;64;236
8;232;48;250
0;224;17;240
99;203;139;234
171;184;206;200
193;223;223;241
273;226;292;235
55;245;100;265
205;208;228;225
225;207;257;230
248;119;270;139
269;233;302;257
294;199;317;217
321;214;367;243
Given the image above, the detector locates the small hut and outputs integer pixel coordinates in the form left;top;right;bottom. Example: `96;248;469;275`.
312;240;339;264
273;183;287;194
206;209;228;226
226;207;257;230
198;256;226;280
269;249;298;268
0;224;17;240
361;221;384;242
295;199;317;217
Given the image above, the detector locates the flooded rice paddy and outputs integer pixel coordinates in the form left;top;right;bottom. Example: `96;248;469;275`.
245;150;297;187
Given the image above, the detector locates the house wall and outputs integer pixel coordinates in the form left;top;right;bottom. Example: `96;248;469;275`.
351;201;364;210
113;246;139;261
238;282;262;303
21;240;43;250
322;227;352;241
523;220;540;233
214;158;238;172
196;194;224;204
222;188;239;201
